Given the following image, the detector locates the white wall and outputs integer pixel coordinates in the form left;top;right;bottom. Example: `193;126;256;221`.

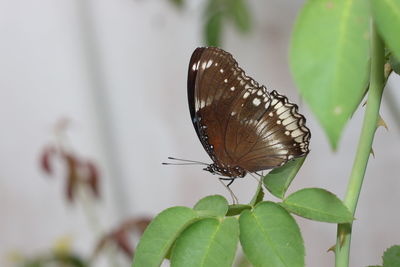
1;0;400;266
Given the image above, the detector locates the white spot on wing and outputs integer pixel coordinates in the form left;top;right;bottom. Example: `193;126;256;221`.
291;129;303;137
295;136;303;143
283;117;295;126
278;109;291;119
275;102;283;109
220;69;224;73
206;60;213;68
253;98;261;106
230;86;235;91
285;123;297;130
200;99;206;108
243;92;250;99
277;107;287;117
224;79;228;83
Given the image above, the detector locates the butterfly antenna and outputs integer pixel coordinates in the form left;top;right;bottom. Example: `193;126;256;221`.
218;178;239;204
162;157;208;166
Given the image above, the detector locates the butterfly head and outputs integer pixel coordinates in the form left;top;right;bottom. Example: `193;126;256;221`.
204;164;246;178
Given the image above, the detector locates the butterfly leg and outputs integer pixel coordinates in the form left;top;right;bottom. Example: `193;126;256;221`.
254;171;264;178
219;177;235;187
218;178;239;204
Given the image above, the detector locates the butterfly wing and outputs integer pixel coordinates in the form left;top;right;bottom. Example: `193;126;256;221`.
226;89;310;171
187;47;310;173
188;47;259;167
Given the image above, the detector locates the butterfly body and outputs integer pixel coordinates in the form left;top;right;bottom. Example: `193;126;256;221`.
188;47;310;179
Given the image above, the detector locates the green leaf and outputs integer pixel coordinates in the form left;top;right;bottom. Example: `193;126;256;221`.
383;245;400;267
249;182;264;206
23;253;88;267
226;204;252;216
263;156;306;199
171;217;239;267
132;207;198;267
53;253;88;267
371;0;400;61
239;201;304;267
204;11;223;46
290;0;370;149
281;188;353;223
227;0;251;32
194;195;229;217
169;0;184;8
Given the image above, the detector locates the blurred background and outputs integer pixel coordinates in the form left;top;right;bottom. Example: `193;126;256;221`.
1;0;400;266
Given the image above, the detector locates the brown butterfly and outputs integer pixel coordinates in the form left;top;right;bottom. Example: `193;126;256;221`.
186;47;310;185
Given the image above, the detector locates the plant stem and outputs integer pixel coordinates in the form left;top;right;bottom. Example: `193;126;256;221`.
335;22;385;266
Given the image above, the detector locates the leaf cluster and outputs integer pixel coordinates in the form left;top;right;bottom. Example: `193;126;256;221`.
18;253;87;267
203;0;252;46
133;158;353;267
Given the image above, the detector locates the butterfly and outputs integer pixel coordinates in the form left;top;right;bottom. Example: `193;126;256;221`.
187;47;310;184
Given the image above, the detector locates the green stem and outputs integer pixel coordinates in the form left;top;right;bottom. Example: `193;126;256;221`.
335;22;385;266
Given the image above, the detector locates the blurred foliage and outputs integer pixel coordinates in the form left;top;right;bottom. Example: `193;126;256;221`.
204;0;252;46
40;119;100;203
40;144;100;203
205;10;224;46
8;119;152;267
169;0;252;46
16;252;88;267
227;0;252;33
169;0;184;8
93;218;151;260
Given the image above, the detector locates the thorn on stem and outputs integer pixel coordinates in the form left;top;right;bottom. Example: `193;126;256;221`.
377;115;388;130
327;245;335;253
384;62;392;79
